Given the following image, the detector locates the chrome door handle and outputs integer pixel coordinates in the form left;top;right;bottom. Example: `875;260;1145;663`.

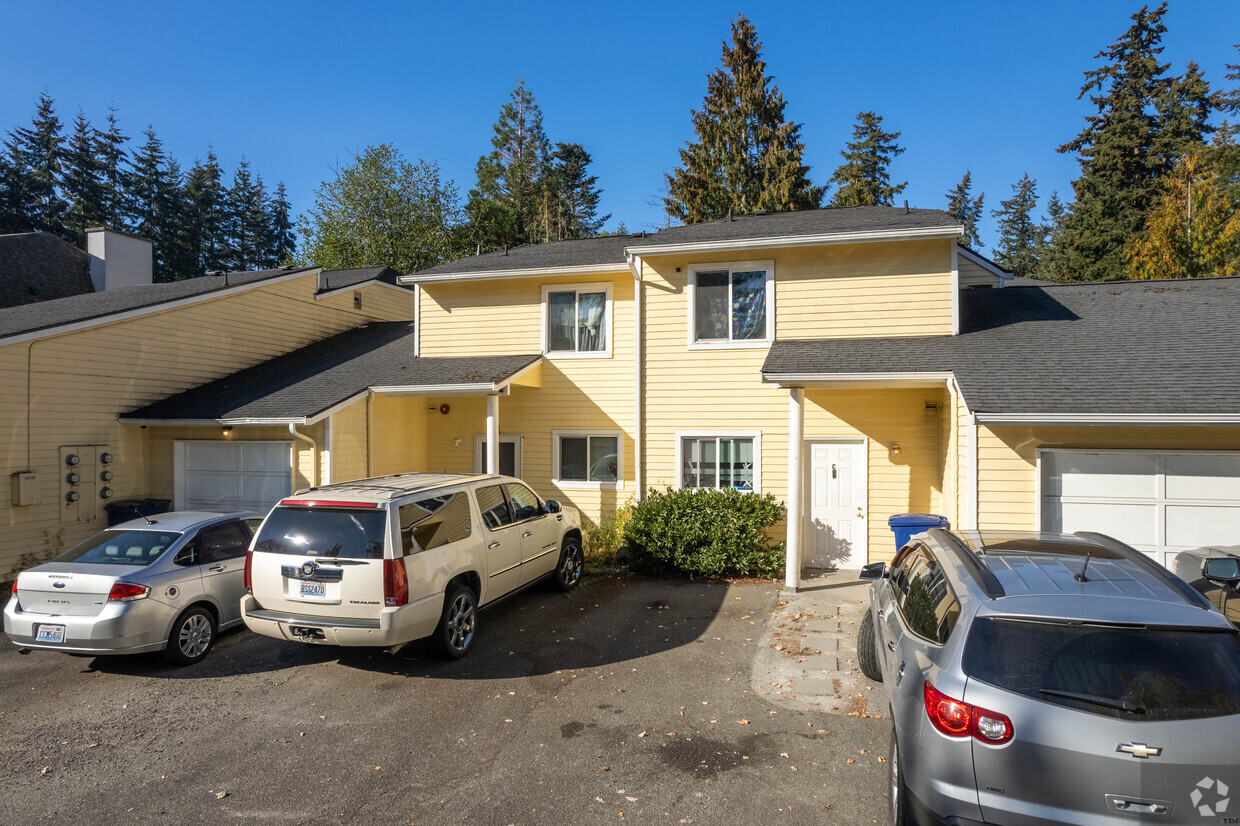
488;541;501;550
209;565;225;572
522;531;533;538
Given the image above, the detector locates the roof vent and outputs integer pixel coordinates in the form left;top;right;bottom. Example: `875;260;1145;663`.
904;200;910;214
503;244;508;256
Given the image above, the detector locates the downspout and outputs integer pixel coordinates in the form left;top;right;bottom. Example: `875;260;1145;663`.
966;411;979;530
626;252;644;502
289;423;318;490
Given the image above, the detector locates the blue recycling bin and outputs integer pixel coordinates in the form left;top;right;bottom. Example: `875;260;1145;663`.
888;513;950;550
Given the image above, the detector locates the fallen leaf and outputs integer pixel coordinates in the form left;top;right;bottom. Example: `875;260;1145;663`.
215;791;228;800
736;719;749;725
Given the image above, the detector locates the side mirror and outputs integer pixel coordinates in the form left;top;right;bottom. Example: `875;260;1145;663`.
544;499;563;514
858;561;886;581
1203;557;1240;583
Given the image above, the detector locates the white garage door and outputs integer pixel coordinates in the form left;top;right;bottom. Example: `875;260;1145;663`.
173;441;291;513
1040;449;1240;565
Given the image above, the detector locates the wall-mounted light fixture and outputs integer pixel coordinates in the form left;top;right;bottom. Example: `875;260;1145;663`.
222;426;233;437
453;437;462;447
889;441;902;456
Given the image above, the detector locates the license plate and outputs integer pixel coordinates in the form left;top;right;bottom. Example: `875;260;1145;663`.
300;581;326;598
36;624;65;643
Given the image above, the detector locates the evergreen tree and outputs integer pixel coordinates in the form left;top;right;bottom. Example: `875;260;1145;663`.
158;158;198;280
5;92;68;237
95;106;129;228
1218;44;1240;117
62;110;106;243
183;148;227;274
991;174;1044;278
226;156;261;271
1056;3;1181;281
1154;61;1214;169
945;170;984;250
467;78;550;251
828;111;906;207
269;180;296;264
1035;190;1069;280
664;14;822;223
127;126;183;279
0;139;32;233
544;142;609;240
249;173;274;268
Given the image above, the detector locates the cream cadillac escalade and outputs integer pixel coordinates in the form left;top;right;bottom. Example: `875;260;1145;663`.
241;473;584;658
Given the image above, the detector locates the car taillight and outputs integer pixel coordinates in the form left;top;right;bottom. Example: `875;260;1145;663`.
10;579;16;595
924;681;1012;744
384;558;408;607
244;549;254;594
107;581;150;602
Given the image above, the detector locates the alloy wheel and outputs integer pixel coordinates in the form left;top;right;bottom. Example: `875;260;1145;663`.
447;594;475;652
179;614;213;658
559;544;583;587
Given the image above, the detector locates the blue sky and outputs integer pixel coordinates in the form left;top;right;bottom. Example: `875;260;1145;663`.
2;0;1237;254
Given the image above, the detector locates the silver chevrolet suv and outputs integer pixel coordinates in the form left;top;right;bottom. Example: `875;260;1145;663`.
857;529;1240;825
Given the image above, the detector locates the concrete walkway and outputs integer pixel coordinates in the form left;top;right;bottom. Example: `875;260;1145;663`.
752;573;886;719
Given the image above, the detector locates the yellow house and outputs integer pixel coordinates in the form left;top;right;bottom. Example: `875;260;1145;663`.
5;213;1238;590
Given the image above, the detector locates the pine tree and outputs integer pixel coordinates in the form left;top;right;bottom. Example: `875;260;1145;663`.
62;110;106;243
95;106;129;229
158;158;198;281
828;111;906;207
5;92;68;237
183;148;228;275
269;181;296;265
1035;190;1069;281
249;173;274;268
127;126;182;279
991;174;1044;278
1154;61;1214;170
664;14;821;223
226;156;261;271
467;78;551;251
544;142;609;240
1056;3;1181;281
0;139;33;233
1218;44;1240;117
945;171;984;250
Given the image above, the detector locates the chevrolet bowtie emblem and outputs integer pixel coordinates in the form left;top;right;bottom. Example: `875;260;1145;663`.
1117;743;1162;759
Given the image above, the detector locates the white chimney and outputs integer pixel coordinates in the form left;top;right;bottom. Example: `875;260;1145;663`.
86;227;153;292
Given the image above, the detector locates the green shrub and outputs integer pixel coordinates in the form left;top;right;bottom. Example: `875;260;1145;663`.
582;504;632;567
622;487;785;578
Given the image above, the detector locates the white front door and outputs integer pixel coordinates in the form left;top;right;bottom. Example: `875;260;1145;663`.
806;439;868;570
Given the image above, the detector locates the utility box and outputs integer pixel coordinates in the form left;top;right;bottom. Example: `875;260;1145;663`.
10;472;37;507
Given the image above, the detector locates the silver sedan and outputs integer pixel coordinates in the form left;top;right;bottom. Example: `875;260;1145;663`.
4;510;261;665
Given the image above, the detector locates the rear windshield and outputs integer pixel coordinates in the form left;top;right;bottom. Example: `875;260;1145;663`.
55;529;183;567
964;616;1240;722
253;507;387;559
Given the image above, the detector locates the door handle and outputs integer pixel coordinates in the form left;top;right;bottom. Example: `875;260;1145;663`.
522;531;533;538
487;541;501;550
209;565;225;572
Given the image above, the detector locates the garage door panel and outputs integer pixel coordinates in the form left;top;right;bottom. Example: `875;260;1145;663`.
176;441;291;513
1044;452;1159;499
1165;505;1240;547
241;443;290;472
185;442;242;472
1165;454;1240;500
1058;501;1158;548
240;474;290;508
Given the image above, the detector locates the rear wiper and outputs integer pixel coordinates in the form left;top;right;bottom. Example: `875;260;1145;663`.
1039;688;1144;714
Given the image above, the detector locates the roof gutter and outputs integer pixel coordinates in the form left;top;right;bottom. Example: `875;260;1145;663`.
761;371;956;388
624;225;963;257
975;412;1240;426
399;262;628;285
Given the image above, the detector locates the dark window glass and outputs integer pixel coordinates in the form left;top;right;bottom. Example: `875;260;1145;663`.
400;492;472;554
963;617;1240;722
244;518;264;534
198;521;252;563
55;529;183;567
897;550;957;644
547;291;576;351
475;485;514;530
695;271;729;340
505;483;542;521
252;507;387;559
559;437;588;481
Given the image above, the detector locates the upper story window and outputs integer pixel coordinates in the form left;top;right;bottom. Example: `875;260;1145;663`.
687;261;774;349
542;283;611;357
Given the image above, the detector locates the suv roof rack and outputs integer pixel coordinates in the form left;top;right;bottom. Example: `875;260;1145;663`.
926;528;1005;599
1073;531;1215;610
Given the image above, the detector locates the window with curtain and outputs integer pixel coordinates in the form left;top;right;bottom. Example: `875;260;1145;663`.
690;265;770;344
681;436;756;491
546;288;607;353
556;433;620;483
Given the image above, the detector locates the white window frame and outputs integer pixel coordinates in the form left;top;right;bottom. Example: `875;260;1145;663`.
674;430;762;492
552;429;625;489
541;282;613;358
473;434;522;476
686;260;775;350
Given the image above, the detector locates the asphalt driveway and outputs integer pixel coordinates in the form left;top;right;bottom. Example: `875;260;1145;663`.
0;574;888;824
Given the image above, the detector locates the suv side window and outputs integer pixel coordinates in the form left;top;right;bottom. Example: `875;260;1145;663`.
400;491;473;554
475;484;514;531
505;483;542;522
197;521;252;564
888;543;921;604
897;548;960;644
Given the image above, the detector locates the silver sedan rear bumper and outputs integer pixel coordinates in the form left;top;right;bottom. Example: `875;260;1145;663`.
3;595;172;655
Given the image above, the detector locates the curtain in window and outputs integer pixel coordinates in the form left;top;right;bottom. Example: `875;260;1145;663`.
548;291;576;351
695;272;729;340
731;271;766;340
577;292;606;351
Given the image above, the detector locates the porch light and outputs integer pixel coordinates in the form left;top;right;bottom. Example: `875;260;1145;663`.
222;426;233;437
889;442;901;456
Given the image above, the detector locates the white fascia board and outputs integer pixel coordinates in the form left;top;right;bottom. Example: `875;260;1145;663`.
305;390;372;425
220;416;309;425
314;280;413;301
957;246;1013;280
625;225;963;257
118;418;227;427
399;263;628;285
976;412;1240;426
371;382;499;396
0;268;322;347
762;371;956;388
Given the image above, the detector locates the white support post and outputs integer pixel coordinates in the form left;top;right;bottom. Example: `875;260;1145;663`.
486;393;499;474
785;387;804;591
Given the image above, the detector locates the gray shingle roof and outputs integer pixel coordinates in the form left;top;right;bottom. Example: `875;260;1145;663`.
121;321;540;422
414;206;958;276
762;277;1240;415
318;266;403;292
0;232;93;309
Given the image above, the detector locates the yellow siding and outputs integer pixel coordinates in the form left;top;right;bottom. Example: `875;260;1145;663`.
370;395;427;477
330;397;370;483
0;271;411;576
955;388;970;528
977;425;1240;531
958;256;1002;289
315;283;416;322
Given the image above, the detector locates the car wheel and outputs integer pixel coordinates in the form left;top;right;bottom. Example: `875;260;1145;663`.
554;536;584;592
858;609;883;682
434;583;477;659
161;606;216;666
888;725;909;826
